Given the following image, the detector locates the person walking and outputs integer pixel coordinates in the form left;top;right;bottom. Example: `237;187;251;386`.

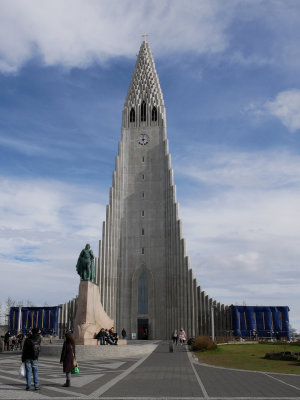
60;332;76;387
121;328;127;339
21;327;41;391
178;328;187;345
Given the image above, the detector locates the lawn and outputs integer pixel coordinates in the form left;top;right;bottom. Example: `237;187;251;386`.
194;343;300;374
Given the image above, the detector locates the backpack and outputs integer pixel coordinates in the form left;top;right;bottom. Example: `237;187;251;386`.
33;342;40;358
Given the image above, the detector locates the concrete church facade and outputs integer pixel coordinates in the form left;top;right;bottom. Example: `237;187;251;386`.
92;40;230;340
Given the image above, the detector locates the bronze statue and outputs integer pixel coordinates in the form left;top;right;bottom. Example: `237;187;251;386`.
76;244;95;281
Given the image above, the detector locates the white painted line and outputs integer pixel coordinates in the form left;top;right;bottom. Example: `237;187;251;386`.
264;372;300;392
97;397;300;400
98;398;204;400
89;345;158;398
187;350;209;399
192;358;300;377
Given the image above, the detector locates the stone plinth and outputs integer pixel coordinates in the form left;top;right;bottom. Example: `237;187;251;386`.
73;280;114;345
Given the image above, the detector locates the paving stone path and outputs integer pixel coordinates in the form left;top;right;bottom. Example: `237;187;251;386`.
0;342;299;399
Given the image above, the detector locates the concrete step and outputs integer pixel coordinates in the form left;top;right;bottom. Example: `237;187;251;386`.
41;341;159;360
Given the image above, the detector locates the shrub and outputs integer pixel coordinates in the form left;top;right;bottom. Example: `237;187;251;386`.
191;336;217;351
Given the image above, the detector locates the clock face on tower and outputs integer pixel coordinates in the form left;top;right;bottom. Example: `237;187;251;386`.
138;134;149;145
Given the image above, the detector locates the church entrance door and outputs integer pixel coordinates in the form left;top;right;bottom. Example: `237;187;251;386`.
137;318;148;340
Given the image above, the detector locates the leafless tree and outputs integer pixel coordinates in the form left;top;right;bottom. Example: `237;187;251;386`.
0;301;3;325
5;297;16;325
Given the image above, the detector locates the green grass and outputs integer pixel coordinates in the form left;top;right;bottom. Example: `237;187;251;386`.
194;343;300;374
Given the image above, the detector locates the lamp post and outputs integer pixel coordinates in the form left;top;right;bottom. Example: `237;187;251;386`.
211;306;215;342
17;306;22;332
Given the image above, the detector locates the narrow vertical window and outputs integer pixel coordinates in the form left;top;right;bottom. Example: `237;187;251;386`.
142;228;144;236
130;108;135;122
138;272;148;314
141;192;144;198
152;106;157;121
142;156;145;163
142;174;145;180
141;210;144;217
141;101;146;122
141;248;145;254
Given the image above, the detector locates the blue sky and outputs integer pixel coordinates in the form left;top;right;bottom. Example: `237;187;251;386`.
1;0;300;331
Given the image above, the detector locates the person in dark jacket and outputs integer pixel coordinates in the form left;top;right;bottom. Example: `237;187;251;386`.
109;328;118;345
21;327;41;391
60;332;76;387
4;331;10;351
96;328;106;345
17;331;24;350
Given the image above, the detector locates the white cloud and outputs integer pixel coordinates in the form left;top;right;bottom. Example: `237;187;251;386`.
264;90;300;133
0;136;48;156
248;90;300;133
0;176;106;305
1;0;300;74
227;1;300;70
174;148;300;330
176;147;300;188
0;0;234;72
229;51;273;67
235;252;260;269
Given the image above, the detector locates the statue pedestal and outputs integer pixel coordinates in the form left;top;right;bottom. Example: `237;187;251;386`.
73;281;114;345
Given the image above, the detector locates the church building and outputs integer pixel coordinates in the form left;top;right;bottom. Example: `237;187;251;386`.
9;41;290;342
94;40;230;340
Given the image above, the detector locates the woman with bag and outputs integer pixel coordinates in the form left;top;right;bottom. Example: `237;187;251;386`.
60;332;76;387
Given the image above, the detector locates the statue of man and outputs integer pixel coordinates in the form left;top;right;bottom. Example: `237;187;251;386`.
76;244;95;281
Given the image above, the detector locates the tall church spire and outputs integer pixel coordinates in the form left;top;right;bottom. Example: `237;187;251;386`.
95;40;230;340
122;41;165;128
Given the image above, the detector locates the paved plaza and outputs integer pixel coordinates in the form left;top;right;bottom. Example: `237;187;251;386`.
0;342;299;399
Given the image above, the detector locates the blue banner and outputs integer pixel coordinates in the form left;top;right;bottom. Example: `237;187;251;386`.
231;305;290;339
9;306;59;335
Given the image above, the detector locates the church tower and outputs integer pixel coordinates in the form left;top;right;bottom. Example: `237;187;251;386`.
95;40;230;339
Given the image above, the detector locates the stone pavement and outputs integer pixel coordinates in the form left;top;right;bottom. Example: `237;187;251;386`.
0;341;300;399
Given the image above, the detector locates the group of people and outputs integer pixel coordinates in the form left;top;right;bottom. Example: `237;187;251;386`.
172;328;187;345
3;330;25;351
95;327;126;345
18;327;76;391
